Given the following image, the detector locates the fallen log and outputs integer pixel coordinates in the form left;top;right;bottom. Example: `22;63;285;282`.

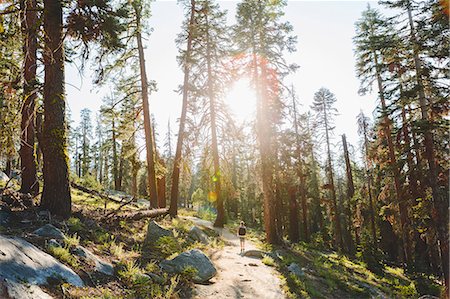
70;182;123;204
113;208;169;221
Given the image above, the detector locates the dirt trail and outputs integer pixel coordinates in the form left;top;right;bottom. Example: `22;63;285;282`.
183;217;286;299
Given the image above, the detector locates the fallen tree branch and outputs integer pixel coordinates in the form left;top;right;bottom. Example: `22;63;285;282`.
70;182;123;204
103;196;136;220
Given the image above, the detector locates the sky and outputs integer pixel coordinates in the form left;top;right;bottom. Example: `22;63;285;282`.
66;0;384;162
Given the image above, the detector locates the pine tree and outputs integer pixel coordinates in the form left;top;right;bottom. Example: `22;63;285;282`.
19;0;38;195
234;0;297;244
354;6;411;265
311;87;344;251
40;0;72;218
170;0;197;217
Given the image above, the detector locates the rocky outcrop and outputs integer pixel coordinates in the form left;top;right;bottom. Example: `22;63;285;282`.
160;249;216;283
144;221;173;245
188;226;209;244
287;263;304;277
0;234;83;299
72;246;114;276
0;278;53;299
242;249;266;258
33;224;66;240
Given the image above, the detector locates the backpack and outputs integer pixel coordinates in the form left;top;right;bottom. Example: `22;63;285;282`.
238;226;246;236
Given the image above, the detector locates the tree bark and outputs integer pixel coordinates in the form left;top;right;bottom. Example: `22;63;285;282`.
134;7;158;208
323;100;343;250
291;89;308;242
204;12;224;228
41;0;71;218
111;118;120;190
169;0;196;217
288;185;300;243
258;60;279;245
362;121;377;245
19;0;38;195
342;134;356;252
373;50;411;266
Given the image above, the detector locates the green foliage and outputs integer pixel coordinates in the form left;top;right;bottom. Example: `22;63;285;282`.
196;207;216;222
109;241;125;259
67;217;85;233
117;260;143;285
130;274;179;299
144;261;159;273
262;255;276;267
155;236;181;257
356;235;384;275
48;246;79;268
64;233;80;248
80;174;102;190
180;265;198;280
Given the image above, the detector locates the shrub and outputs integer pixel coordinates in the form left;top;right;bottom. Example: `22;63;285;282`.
180;265;198;280
109;241;125;259
356;235;384;275
117;260;143;285
80;174;102;190
64;233;80;248
48;246;79;268
262;255;277;267
67;217;85;233
155;236;181;257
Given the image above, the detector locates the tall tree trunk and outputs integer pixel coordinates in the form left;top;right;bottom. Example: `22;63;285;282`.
362;123;377;245
373;50;411;266
169;0;196;217
342;134;355;253
323;103;343;250
135;7;158;208
111;118;119;190
19;0;38;195
117;146;124;191
258;59;279;244
288;185;300;243
291;89;308;242
407;3;448;289
204;13;224;228
157;159;166;208
41;0;71;218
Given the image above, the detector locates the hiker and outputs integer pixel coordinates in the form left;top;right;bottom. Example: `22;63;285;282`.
237;221;246;253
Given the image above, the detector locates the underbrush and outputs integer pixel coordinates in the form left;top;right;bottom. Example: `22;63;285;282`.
44;190;224;298
259;241;444;299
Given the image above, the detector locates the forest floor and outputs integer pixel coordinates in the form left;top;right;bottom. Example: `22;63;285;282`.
0;181;444;298
183;216;285;299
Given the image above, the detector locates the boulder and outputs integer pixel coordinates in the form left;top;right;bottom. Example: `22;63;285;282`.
242;249;266;259
73;246;114;276
0;278;53;299
144;221;173;245
47;239;61;248
0;210;11;226
0;171;9;185
33;224;66;240
0;235;84;287
287;263;304;277
188;226;209;244
160;249;216;283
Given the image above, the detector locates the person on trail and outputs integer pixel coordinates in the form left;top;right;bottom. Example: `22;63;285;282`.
237;221;246;253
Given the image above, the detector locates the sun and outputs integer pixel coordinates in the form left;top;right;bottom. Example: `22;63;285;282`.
224;78;257;124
